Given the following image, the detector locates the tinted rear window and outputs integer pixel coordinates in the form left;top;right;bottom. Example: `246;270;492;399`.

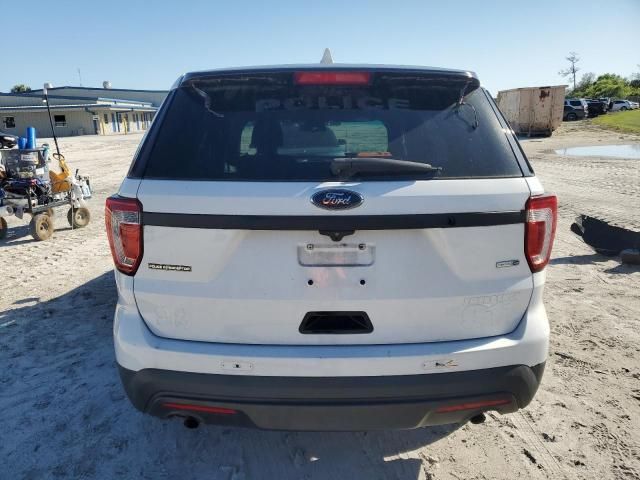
141;72;522;181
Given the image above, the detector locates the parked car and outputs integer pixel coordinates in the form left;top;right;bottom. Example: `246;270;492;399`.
563;104;586;121
0;131;18;149
598;97;611;108
107;64;557;431
610;100;633;111
628;100;639;109
585;99;607;117
564;98;588;116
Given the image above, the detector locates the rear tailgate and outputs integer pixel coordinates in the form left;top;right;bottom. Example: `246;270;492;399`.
127;67;535;346
134;178;533;345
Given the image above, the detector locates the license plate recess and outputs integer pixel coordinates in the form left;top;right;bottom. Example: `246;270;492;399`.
298;243;375;266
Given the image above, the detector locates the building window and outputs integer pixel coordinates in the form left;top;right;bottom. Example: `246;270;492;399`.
104;114;109;124
2;116;15;129
54;115;67;127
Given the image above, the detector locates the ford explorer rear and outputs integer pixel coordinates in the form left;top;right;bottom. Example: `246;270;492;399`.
107;64;556;431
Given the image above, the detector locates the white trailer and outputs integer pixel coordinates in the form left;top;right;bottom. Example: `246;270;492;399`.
497;85;566;136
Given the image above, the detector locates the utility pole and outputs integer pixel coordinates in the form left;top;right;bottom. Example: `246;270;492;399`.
77;68;83;87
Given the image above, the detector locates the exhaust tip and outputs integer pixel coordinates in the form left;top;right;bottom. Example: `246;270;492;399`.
470;413;486;425
183;416;200;429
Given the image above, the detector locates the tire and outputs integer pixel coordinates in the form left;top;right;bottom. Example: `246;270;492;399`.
29;213;54;241
621;107;628;111
0;217;7;240
567;112;577;121
67;207;91;228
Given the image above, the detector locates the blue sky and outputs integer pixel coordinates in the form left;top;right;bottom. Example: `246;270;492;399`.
2;0;638;94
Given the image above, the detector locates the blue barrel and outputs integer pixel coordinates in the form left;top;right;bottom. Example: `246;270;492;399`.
18;137;27;149
26;127;36;149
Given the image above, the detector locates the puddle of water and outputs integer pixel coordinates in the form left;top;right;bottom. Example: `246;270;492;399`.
555;144;640;159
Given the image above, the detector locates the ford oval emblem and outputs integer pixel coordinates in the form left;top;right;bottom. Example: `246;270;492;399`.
311;189;363;210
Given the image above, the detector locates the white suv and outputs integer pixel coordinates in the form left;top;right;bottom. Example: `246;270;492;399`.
107;65;557;431
610;99;633;111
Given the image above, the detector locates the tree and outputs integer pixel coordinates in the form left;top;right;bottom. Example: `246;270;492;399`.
10;84;31;93
585;74;629;99
629;65;640;90
559;52;581;90
570;72;595;97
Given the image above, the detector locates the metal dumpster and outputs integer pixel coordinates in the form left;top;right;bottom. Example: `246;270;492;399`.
496;85;566;136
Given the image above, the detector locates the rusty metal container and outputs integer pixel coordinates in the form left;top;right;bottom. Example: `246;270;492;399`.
496;85;566;136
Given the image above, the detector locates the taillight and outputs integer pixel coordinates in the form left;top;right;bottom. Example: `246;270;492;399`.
105;196;143;275
525;194;558;273
293;71;371;85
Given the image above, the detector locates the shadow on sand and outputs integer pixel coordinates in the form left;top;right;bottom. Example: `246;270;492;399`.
550;253;613;266
0;272;460;480
551;253;639;275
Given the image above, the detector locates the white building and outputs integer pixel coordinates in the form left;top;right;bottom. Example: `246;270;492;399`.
0;85;168;138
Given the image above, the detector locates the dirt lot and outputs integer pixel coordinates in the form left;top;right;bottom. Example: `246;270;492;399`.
1;123;639;480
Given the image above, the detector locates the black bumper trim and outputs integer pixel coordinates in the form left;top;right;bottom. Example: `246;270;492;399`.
118;363;545;431
142;210;525;231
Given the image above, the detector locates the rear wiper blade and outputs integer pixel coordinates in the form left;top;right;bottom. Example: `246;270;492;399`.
330;157;441;177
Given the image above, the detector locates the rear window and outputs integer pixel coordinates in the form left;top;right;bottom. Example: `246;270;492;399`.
141;72;522;181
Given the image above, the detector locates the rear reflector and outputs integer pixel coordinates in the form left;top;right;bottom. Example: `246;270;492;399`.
105;196;143;276
525;194;558;273
163;403;237;415
294;71;371;85
435;398;511;413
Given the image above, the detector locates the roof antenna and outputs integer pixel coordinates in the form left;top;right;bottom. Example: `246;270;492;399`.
320;48;334;64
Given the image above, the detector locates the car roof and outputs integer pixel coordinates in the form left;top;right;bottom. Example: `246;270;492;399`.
179;64;478;86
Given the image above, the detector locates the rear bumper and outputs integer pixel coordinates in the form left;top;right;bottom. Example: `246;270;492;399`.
118;363;545;431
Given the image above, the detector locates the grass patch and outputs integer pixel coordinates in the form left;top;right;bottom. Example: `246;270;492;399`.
592;109;640;134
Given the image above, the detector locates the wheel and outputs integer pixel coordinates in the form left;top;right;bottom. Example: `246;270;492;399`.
67;207;91;228
621;106;628;111
29;213;54;241
0;217;7;240
567;112;577;121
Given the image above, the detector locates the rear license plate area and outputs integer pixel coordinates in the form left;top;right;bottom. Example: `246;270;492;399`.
298;243;374;266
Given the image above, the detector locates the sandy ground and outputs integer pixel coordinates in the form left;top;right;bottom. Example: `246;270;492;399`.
1;123;639;480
